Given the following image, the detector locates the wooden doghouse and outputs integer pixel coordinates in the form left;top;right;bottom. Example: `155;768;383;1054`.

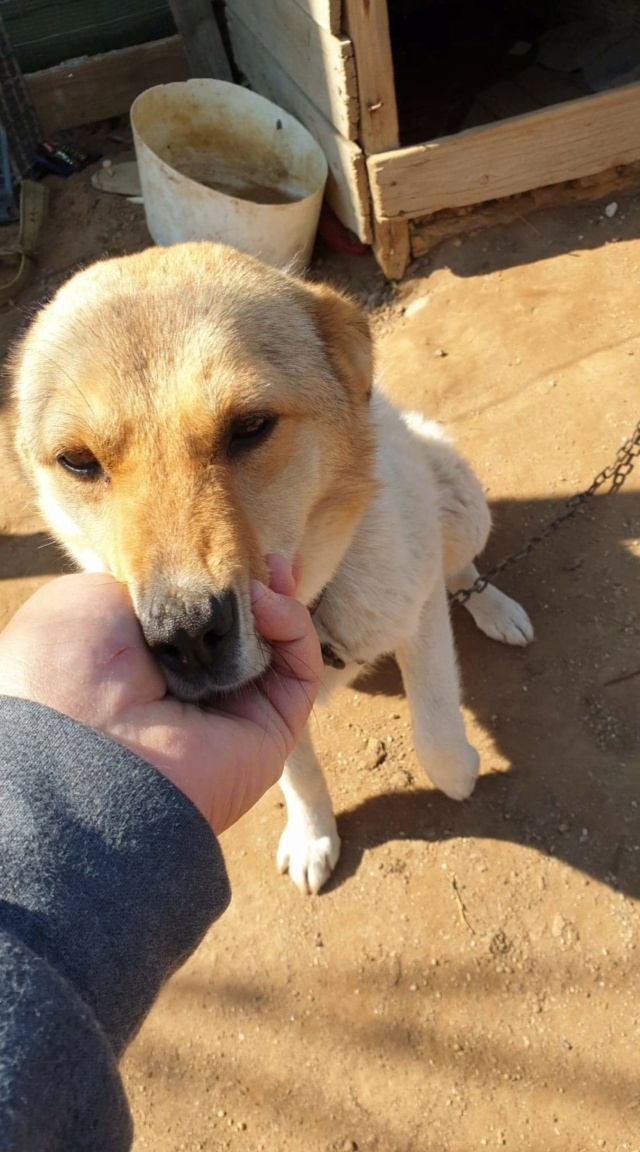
225;0;640;277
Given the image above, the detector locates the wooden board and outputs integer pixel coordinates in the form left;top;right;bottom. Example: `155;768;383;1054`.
368;83;640;221
341;0;408;274
229;16;371;242
410;159;640;258
225;0;358;140
292;0;341;35
373;218;410;280
25;36;188;135
343;0;398;154
168;0;232;80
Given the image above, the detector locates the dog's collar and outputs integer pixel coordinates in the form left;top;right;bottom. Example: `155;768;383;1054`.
320;641;346;670
309;588;361;670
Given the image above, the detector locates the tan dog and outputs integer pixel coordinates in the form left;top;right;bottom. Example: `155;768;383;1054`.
10;242;533;893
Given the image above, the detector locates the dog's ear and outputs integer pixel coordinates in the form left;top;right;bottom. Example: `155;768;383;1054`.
307;283;373;399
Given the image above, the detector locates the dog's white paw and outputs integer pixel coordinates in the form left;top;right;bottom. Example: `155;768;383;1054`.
421;743;480;801
277;820;341;895
466;585;534;647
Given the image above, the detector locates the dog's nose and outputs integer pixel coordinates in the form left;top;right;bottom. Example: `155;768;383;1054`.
138;587;239;681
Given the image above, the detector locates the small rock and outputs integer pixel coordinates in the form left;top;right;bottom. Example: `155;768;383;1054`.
409;983;418;992
342;1141;358;1152
434;348;447;357
563;556;583;572
551;915;566;938
365;737;386;768
489;929;511;956
404;296;429;318
561;1037;573;1050
237;1121;247;1131
217;1109;226;1118
605;201;618;218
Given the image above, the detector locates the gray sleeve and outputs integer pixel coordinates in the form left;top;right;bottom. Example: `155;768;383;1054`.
0;695;231;1151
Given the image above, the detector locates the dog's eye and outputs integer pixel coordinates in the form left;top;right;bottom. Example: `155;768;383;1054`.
57;449;102;478
228;414;277;456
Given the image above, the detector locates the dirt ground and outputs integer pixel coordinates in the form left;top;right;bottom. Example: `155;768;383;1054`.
0;137;639;1152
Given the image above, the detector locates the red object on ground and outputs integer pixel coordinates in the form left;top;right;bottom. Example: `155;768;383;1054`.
318;203;370;254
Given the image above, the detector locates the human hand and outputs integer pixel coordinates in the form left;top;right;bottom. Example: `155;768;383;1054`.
0;558;322;834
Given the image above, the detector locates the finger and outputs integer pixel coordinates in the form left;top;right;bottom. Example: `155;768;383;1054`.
248;580;322;745
249;580;322;682
264;553;296;597
250;580;315;659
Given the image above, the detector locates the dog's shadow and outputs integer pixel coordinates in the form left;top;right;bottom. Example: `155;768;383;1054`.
327;490;640;900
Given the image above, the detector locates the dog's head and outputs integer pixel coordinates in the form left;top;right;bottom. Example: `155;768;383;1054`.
10;243;374;699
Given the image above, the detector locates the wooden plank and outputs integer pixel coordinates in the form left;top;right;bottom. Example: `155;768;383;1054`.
368;83;640;221
341;0;404;274
410;158;640;258
169;0;232;81
225;0;358;140
25;36;187;135
292;0;341;35
343;0;398;154
373;218;410;279
228;16;371;241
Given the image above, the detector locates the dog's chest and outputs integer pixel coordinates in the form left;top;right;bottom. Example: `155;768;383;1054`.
308;395;444;668
313;500;440;668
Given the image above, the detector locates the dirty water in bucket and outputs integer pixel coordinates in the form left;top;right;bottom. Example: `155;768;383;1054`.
163;151;306;206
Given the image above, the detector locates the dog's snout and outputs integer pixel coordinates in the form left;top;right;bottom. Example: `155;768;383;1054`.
139;586;239;688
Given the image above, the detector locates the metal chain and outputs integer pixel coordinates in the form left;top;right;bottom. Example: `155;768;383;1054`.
450;417;640;607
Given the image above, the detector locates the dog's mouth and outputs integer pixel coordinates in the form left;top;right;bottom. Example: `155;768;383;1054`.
159;653;269;704
137;583;270;703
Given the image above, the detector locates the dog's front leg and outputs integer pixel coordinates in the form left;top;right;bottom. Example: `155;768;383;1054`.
397;574;479;801
277;724;340;895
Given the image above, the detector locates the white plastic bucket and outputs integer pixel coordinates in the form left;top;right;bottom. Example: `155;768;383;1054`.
131;79;328;270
